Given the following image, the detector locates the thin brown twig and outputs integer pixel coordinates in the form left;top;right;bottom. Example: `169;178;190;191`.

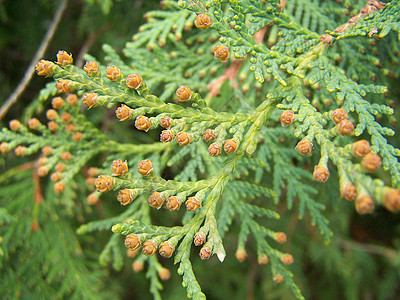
339;239;399;261
0;0;69;120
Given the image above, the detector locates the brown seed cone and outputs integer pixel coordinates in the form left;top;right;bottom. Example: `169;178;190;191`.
135;116;151;132
72;132;83;142
111;159;129;176
159;241;175;258
281;254;294;265
274;232;287;244
203;129;216;142
331;108;348;123
214;45;229;61
224;139;238;154
55;162;65;172
158;268;171;281
54;182;65;193
337;119;354;136
35;60;55;77
87;167;98;177
194;13;212;29
95;175;114;193
199;247;211;260
105;65;122;81
50;172;62;182
116;104;132;121
160;116;173;128
15;146;26;156
28;118;41;130
126;74;143;89
117;189;135;206
55;79;72;93
142;240;157;256
362;152;382;172
38;157;48;166
176;132;191;146
235;249;247;262
280;110;295;127
83;61;100;76
61;112;71;123
313;165;330;183
9;119;21;131
273;275;284;284
87;193;99;205
258;254;269;265
61;152;72;161
48;121;58;131
340;182;357;201
42;146;52;156
132;261;144;272
37;166;48;177
137;159;153;176
66;94;78;105
0;142;8;154
125;234;141;250
186;197;201;212
353;140;371;157
208;143;221;157
194;232;206;246
160;130;174;142
166;196;181;211
127;248;138;258
148;191;164;209
52;97;64;109
355;194;375;215
295;140;313;155
82;93;99;109
176;86;192;101
383;188;400;213
66;123;76;132
56;50;73;66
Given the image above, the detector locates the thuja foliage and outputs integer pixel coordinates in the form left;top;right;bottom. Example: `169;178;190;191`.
2;0;400;299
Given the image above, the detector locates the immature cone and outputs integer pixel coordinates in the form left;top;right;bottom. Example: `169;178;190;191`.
135;116;151;132
158;268;171;281
280;110;295;127
86;177;95;186
258;254;269;265
137;159;153;176
340;183;357;201
362;153;381;172
56;50;73;66
194;232;206;246
83;61;100;76
35;60;54;77
87;167;98;177
148;191;164;209
61;152;72;161
72;132;83;142
82;93;99;109
176;132;191;146
54;182;65;193
313;165;330;183
127;248;138;258
274;232;287;244
55;79;72;93
50;172;61;182
199;247;211;260
337;119;354;136
37;166;48;177
355;194;375;214
125;234;141;250
273;275;284;284
353;140;371;157
160;116;172;128
295;140;312;155
160;130;174;143
55;162;65;173
38;157;48;166
66;123;76;132
166;196;181;211
95;175;114;193
159;241;175;258
208;143;221;157
15;146;26;156
46;109;57;120
224;139;238;154
28;118;41;130
203;129;215;142
235;249;247;262
0;142;8;154
132;261;144;272
48;121;58;131
52;97;64;109
9;119;21;131
383;188;400;213
116;104;132;121
142;240;157;256
126;74;143;89
67;94;78;105
214;45;229;61
87;193;99;205
176;86;192;101
281;254;294;265
117;189;135;205
186;197;201;211
332;108;348;123
111;159;129;176
61;112;71;123
194;13;212;29
42;146;52;156
105;65;122;81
